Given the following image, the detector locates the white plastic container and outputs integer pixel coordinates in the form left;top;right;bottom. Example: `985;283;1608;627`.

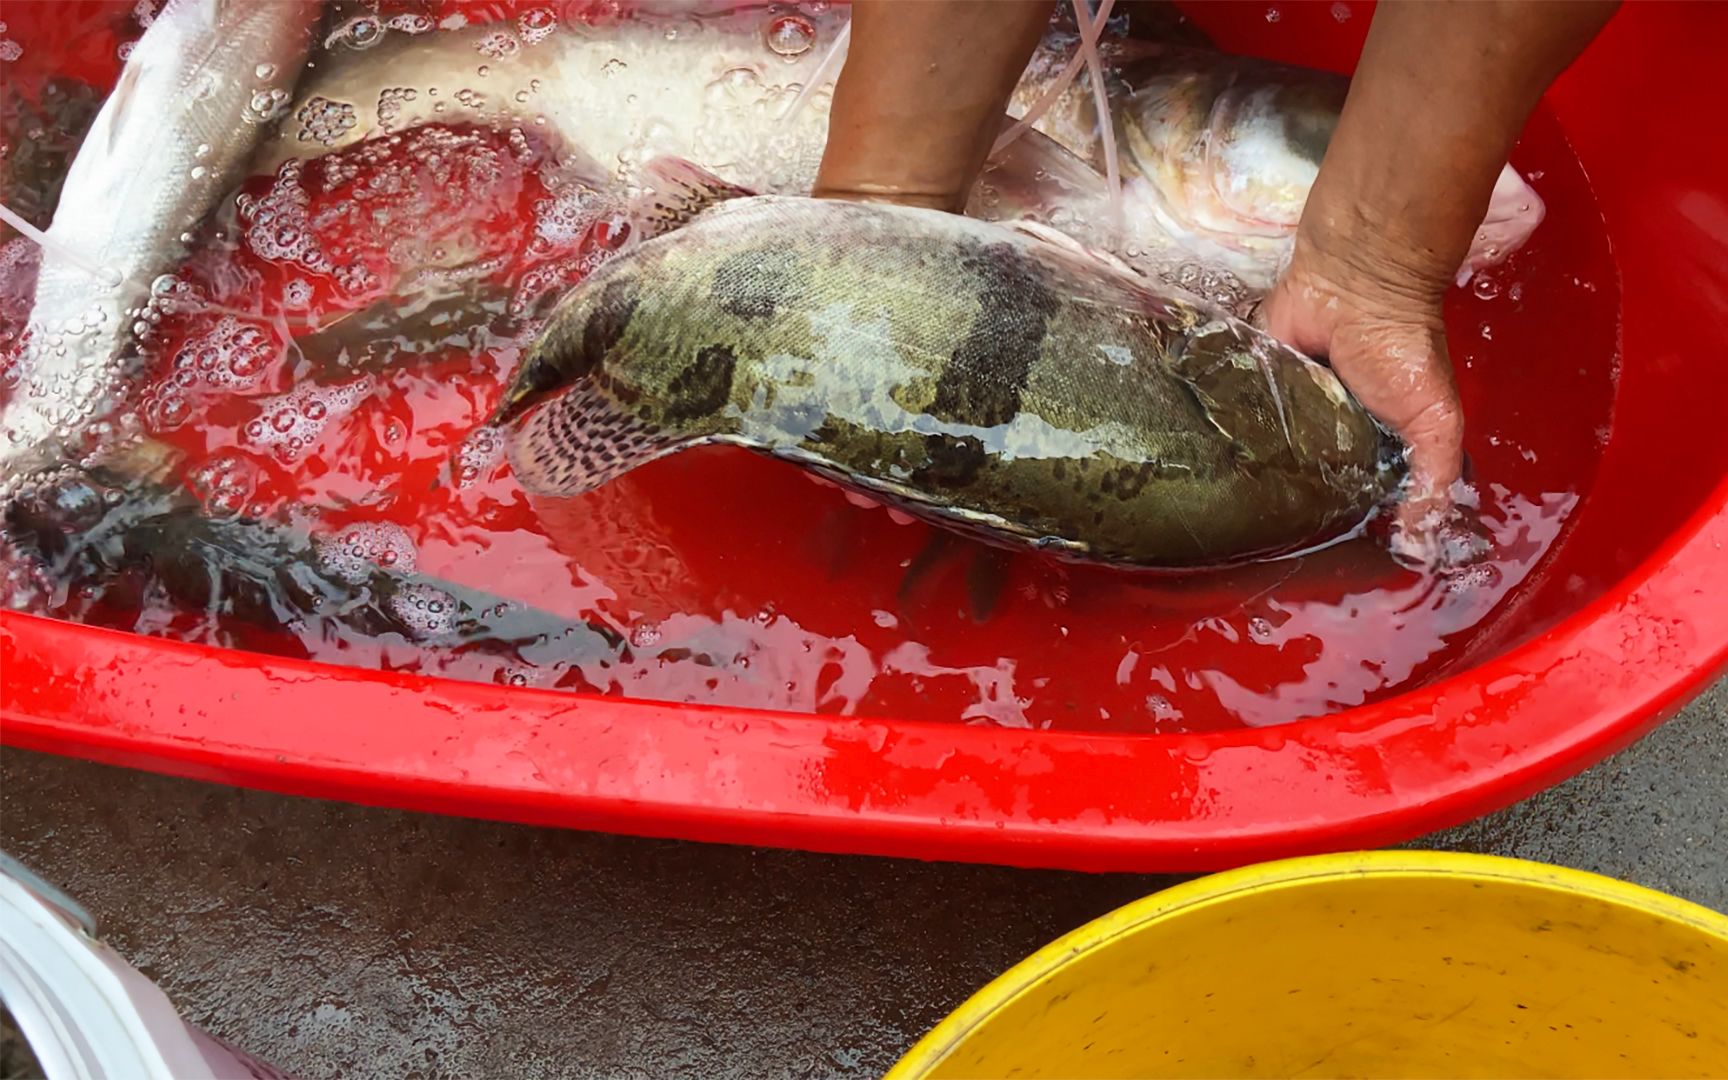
0;851;293;1080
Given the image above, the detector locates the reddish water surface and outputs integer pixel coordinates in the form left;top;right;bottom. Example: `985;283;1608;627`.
0;2;1619;732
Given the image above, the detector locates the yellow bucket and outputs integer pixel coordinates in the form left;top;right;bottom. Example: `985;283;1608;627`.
890;852;1728;1079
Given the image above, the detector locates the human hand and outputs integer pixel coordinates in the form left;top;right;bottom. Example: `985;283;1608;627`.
1261;219;1463;548
1259;1;1617;559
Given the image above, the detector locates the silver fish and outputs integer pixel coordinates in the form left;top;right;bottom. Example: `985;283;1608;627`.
1;0;319;481
1003;40;1546;291
251;7;1541;299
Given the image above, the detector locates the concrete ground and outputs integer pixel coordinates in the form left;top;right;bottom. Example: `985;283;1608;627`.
2;678;1723;1079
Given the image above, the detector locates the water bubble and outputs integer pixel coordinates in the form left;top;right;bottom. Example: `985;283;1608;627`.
517;8;557;45
386;13;434;35
328;15;386;50
1479;322;1494;341
295;96;358;146
189;165;208;181
601;57;627;77
1248;616;1275;642
1330;1;1352;21
766;15;816;57
375;86;418;130
387;583;459;638
455;426;505;487
1264;7;1281;23
1145;695;1182;722
155;395;190;429
243;376;373;462
244;87;291;124
1472;275;1501;301
254;63;277;80
317;522;417;583
477;30;521;60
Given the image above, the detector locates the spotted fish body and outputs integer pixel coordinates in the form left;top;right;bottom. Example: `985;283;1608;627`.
500;189;1396;568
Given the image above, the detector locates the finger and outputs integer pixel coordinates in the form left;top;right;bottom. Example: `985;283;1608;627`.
1258;274;1327;356
1398;394;1467;502
1326;321;1464;490
1386;396;1466;567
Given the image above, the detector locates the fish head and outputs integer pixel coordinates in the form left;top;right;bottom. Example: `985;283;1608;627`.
490;268;646;429
490;348;574;430
1119;51;1344;243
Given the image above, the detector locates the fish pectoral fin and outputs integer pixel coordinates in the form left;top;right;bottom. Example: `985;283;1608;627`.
1169;371;1244;449
97;61;145;160
628;157;757;243
505;380;699;499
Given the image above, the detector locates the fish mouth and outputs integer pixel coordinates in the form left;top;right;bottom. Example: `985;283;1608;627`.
487;382;550;430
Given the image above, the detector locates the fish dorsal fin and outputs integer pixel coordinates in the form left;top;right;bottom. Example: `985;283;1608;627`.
1001;218;1209;324
628;157;756;243
1004;219;1142;278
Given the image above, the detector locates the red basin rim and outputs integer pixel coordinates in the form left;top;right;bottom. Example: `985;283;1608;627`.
4;473;1724;872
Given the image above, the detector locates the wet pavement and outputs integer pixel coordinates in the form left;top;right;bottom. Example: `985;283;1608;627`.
2;678;1723;1078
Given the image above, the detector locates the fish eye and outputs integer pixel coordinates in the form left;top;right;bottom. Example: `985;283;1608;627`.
525;355;563;394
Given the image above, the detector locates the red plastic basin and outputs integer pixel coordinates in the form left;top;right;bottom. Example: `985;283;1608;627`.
2;2;1725;871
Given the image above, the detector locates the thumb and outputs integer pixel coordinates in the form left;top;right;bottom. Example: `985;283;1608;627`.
1257;272;1327;356
1325;319;1466;547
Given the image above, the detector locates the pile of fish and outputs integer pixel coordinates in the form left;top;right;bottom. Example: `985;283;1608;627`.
0;0;1548;650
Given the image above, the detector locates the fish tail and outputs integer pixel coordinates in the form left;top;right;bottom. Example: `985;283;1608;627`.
505;380;700;499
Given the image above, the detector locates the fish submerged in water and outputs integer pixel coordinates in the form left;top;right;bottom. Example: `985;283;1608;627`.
251;3;1540;302
2;448;625;665
1001;41;1545;292
491;162;1396;569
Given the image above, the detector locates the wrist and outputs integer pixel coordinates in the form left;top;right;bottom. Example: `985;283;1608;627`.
1288;187;1456;313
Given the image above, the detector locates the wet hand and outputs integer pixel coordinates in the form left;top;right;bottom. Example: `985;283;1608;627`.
1259;1;1618;559
1261;224;1463;549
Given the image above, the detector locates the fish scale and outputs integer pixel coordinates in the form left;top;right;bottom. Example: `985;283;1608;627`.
496;172;1398;569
